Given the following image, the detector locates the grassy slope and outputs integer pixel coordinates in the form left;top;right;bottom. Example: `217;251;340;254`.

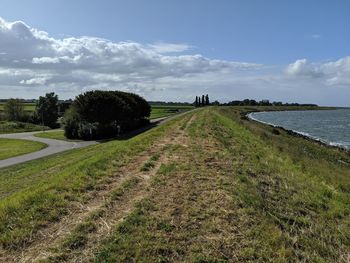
0;107;349;262
0;116;184;249
96;107;350;262
0;139;47;160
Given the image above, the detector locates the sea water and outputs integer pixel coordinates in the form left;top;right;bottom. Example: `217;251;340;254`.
248;109;350;150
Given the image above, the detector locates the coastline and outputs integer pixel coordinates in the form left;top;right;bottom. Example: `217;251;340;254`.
246;110;350;154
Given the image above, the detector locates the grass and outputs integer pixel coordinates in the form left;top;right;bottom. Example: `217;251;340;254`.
0;115;185;249
140;153;160;171
1;106;349;262
0;138;47;160
0;103;36;112
150;105;193;119
0;121;49;134
96;107;350;262
34;130;80;141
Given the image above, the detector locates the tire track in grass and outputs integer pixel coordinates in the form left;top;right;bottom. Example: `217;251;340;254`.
43;115;195;262
0;113;195;263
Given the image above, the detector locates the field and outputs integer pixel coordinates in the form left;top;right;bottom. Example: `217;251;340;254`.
0;138;47;160
34;130;78;141
0;103;36;112
0;106;349;262
149;105;193;119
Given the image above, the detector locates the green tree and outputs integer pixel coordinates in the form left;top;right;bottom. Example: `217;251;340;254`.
35;92;59;128
205;94;210;105
194;96;199;107
4;98;24;121
63;90;150;140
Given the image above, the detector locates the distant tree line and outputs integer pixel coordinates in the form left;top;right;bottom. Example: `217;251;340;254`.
149;101;192;106
194;94;210;107
221;99;317;107
63;90;151;140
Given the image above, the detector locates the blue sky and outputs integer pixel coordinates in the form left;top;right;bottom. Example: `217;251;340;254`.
1;0;350;105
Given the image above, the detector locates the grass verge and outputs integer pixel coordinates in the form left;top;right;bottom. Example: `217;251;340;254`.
34;130;81;142
0;138;47;160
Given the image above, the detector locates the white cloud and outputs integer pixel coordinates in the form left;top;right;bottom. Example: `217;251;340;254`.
286;59;323;77
0;17;349;106
0;17;261;95
148;42;192;53
286;57;350;86
20;76;49;85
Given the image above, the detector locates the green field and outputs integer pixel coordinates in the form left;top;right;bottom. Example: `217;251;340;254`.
34;130;78;141
0;138;47;160
0;103;36;112
0;106;349;262
150;105;193;119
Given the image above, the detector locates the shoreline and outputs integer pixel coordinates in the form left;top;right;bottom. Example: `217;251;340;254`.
246;111;350;154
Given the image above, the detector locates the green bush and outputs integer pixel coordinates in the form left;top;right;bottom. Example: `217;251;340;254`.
63;90;150;140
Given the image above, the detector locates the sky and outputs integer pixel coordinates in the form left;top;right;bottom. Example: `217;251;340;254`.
0;0;349;106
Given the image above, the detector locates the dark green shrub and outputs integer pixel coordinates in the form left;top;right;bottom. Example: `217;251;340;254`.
63;90;150;140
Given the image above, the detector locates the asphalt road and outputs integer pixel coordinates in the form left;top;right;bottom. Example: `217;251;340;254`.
0;130;97;169
0;111;195;169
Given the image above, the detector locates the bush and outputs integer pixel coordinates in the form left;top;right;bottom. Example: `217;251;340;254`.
63;90;150;140
3;99;24;121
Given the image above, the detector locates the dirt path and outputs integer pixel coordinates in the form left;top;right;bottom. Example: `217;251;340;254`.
0;113;195;262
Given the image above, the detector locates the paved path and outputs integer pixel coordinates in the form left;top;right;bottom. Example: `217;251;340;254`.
0;110;195;169
0;130;97;169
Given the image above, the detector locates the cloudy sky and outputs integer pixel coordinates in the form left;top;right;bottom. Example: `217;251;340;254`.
1;0;350;106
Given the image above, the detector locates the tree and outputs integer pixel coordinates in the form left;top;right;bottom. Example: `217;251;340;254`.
198;96;201;106
205;94;209;105
201;95;205;106
4;98;24;121
194;96;199;107
35;92;59;128
63;90;150;140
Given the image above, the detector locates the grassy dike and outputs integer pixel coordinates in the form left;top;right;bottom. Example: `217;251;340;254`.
95;107;349;262
0;114;188;250
0;107;349;262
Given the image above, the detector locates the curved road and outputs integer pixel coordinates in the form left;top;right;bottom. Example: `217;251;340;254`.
0;112;194;169
0;130;97;169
